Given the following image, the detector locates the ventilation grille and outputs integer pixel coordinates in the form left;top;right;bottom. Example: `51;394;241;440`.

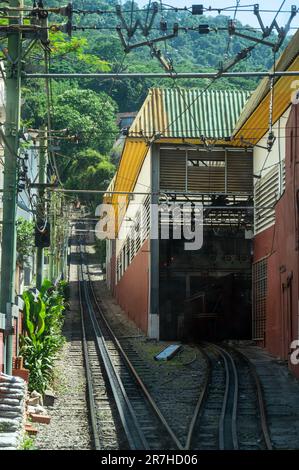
254;166;279;234
160;150;186;191
227;152;253;193
160;148;253;194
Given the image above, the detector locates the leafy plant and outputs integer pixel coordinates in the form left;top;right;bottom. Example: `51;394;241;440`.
19;434;35;451
20;279;68;393
16;218;35;267
20;336;59;394
22;290;46;344
57;280;70;304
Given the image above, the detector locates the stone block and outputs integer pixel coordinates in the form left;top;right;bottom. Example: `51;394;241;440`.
30;414;51;425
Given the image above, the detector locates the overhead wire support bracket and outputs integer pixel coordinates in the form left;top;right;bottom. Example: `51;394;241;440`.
116;2;159;38
150;45;174;72
116;23;179;53
229;4;297;52
218;43;257;76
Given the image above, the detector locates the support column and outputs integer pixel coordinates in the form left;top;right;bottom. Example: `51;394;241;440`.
148;144;160;339
36;128;47;289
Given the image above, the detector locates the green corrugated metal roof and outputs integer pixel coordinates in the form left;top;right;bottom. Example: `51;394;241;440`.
129;88;251;140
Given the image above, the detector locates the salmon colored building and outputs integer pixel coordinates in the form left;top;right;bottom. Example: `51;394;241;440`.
105;87;254;340
233;30;299;377
105;30;299;379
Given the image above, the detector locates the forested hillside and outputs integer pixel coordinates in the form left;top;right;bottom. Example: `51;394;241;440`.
22;0;290;198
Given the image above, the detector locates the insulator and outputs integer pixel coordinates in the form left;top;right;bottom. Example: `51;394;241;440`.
192;5;204;15
198;24;210;34
267;131;275;151
152;2;159;13
160;21;167;32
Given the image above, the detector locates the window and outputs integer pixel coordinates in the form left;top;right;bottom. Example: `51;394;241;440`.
126;241;130;270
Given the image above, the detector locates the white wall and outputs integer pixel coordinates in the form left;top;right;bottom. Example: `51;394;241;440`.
253;107;290;235
116;148;151;257
254;108;290;194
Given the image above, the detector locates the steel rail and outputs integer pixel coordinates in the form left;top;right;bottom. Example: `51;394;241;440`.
230;346;273;450
79;251;149;450
77;250;101;450
24;71;299;79
184;347;211;450
84;253;184;451
212;344;239;450
190;343;239;450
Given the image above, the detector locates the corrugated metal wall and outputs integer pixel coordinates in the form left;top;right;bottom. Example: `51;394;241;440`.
226;152;253;193
160;149;186;190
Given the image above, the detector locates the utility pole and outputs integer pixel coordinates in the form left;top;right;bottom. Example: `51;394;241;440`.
0;0;23;375
49;191;57;283
36;128;47;289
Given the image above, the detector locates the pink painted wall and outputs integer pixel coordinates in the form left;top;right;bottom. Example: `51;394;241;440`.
254;103;299;378
115;239;149;333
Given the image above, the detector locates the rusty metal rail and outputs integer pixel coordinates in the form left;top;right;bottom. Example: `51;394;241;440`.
187;342;272;450
231;346;273;450
78;236;272;451
80;243;183;450
77;252;101;450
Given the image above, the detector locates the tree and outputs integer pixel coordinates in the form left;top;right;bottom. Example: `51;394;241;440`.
64;148;115;206
53;89;118;155
16;218;35;267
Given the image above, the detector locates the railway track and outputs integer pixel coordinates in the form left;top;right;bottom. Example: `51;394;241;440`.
188;343;273;450
77;241;273;451
78;243;183;450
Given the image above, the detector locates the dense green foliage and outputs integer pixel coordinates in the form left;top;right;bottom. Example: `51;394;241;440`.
16;218;35;266
23;1;290;115
20;279;67;393
20;1;290;202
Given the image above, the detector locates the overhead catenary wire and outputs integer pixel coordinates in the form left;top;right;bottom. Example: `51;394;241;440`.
0;3;297;15
44;48;63;186
24;71;299;79
160;39;263;137
1;2;295;197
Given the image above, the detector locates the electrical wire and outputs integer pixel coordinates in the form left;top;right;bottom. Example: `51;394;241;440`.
161;43;261;137
44;48;63;186
9;128;292;138
0;3;297;15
